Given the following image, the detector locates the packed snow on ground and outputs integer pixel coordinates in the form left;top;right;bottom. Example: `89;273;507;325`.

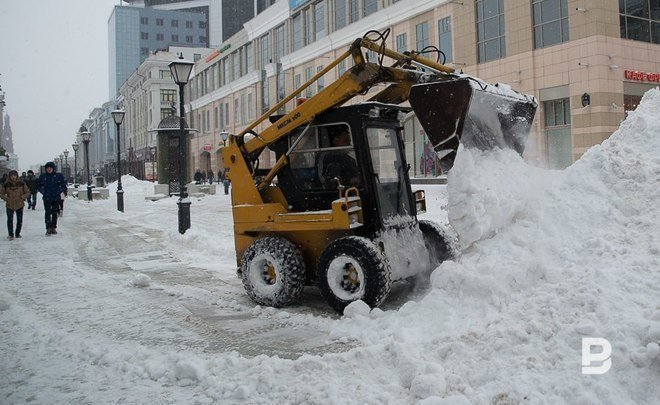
1;89;659;404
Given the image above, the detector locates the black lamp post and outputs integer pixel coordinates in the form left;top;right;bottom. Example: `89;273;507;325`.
111;109;126;212
81;129;93;202
72;142;79;187
169;53;194;234
63;149;69;183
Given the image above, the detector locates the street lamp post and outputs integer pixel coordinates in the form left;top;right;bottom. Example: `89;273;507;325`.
72;142;79;187
63;149;69;183
220;129;229;146
81;130;93;202
111;109;126;212
169;54;194;234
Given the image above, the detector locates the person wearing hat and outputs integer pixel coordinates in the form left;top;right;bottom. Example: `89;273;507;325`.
36;162;67;235
0;170;30;240
24;170;38;210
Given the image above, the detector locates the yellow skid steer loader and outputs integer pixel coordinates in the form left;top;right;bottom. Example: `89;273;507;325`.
221;29;537;312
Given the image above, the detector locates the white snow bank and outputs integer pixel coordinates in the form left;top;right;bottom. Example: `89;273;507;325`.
330;88;660;403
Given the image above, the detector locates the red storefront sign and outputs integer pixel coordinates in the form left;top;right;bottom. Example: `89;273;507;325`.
202;144;212;151
625;70;660;83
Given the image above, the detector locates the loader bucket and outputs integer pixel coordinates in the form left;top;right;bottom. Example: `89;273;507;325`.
409;77;537;172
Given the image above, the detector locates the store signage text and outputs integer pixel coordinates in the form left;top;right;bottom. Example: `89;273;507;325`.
624;70;660;83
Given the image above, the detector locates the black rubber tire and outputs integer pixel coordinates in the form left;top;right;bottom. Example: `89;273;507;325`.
418;220;458;268
241;236;306;307
317;236;391;313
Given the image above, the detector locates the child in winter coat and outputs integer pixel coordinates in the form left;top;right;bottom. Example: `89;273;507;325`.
0;170;30;239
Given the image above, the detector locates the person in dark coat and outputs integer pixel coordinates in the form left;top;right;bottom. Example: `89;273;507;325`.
207;169;214;185
194;169;203;185
24;170;38;210
36;162;67;235
0;173;7;186
0;170;30;239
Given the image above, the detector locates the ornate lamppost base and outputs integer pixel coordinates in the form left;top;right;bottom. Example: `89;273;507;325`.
117;189;124;212
177;198;191;234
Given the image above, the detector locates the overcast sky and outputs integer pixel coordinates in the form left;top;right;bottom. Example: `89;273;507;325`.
0;0;120;170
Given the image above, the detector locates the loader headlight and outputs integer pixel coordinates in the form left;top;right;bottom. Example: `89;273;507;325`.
349;213;360;225
369;107;380;118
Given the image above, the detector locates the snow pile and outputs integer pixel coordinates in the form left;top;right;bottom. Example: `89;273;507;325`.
105;175;156;196
330;88;660;402
132;273;151;287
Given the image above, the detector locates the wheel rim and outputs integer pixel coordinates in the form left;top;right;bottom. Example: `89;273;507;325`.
249;253;282;292
326;255;365;301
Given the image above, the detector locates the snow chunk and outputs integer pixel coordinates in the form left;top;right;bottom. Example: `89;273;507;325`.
343;300;371;318
132;273;151;288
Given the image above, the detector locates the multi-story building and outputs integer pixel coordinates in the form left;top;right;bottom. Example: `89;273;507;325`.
185;0;658;178
123;0;275;48
117;47;210;180
108;4;209;97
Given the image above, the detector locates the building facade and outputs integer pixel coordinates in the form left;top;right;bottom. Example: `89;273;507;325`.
184;0;658;179
108;5;209;97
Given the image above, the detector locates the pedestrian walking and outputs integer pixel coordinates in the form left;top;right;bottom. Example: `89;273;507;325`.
0;170;30;240
194;169;203;185
221;170;231;195
24;170;38;210
36;162;67;235
207;169;214;185
0;173;7;186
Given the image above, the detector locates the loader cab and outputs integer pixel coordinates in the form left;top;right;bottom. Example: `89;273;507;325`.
271;103;415;235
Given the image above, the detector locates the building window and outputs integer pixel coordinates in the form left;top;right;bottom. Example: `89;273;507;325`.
232;52;241;80
141;32;149;40
194;53;201;62
261;34;270;67
157;33;164;41
544;98;572;168
277;67;286;105
161;108;173;120
262;76;270;112
293;13;303;51
156;18;163;26
206;110;210;132
161;89;177;102
317;65;325;92
199;21;206;29
199;36;207;44
415;21;429;50
338;60;346;76
234;99;239;126
159;70;172;79
246;42;254;73
247;93;253;121
476;0;506;62
141;17;148;25
349;0;360;23
336;0;347;30
363;0;377;17
186;35;193;43
304;8;312;45
295;73;302;91
533;0;569;48
305;67;313;97
225;102;230;127
315;2;326;40
623;94;642;118
275;24;285;60
439;17;452;62
171;34;179;42
141;47;149;56
619;0;660;43
396;33;407;53
186;21;193;29
171;19;178;27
